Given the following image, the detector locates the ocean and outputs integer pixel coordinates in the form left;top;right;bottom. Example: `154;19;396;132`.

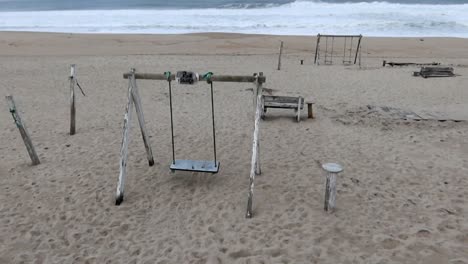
0;0;467;37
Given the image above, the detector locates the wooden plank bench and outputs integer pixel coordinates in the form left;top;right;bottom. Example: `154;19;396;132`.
261;95;314;122
413;67;455;78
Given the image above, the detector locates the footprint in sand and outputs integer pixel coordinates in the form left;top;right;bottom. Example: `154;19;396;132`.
381;238;401;250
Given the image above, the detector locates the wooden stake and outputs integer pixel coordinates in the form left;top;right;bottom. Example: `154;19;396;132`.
307;103;314;119
277;41;283;70
314;34;320;64
69;64;76;135
354;35;362;65
324;172;337;211
5;95;40;165
129;69;155;167
322;163;343;212
246;73;263;218
116;76;134;205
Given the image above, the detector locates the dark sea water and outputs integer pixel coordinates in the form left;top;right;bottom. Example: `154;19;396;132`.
1;0;467;11
0;0;467;37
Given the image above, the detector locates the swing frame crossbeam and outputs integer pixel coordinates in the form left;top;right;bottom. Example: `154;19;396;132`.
314;34;363;65
116;69;266;219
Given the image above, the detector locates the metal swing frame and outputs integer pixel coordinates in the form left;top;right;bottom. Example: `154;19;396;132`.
165;72;220;173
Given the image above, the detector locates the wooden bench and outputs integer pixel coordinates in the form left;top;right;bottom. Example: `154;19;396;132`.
413;67;455;78
261;95;314;122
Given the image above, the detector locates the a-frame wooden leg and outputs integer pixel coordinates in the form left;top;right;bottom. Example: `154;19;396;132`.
130;70;155;167
246;74;263;218
116;78;134;205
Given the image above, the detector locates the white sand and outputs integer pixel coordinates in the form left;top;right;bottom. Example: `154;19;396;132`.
1;32;468;263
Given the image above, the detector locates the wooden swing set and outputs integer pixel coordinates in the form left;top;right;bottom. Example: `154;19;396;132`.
314;34;363;65
116;69;266;218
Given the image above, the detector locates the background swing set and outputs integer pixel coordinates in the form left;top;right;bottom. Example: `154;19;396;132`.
314;34;363;65
116;69;266;218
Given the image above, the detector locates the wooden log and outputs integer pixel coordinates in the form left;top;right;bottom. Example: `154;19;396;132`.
5;95;40;165
277;41;283;70
115;77;135;205
386;61;441;67
70;64;76;135
246;74;263;218
123;73;266;83
129;69;155;167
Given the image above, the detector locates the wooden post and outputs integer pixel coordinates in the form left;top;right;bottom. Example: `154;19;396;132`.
322;163;343;212
115;76;135;205
255;73;263;176
69;64;76;135
354;35;362;65
359;44;362;68
314;34;320;64
246;74;263;218
129;69;155;167
5;95;40;165
307;103;314;119
277;41;283;70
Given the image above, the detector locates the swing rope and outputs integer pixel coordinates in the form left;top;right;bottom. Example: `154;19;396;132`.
203;72;217;166
165;71;176;164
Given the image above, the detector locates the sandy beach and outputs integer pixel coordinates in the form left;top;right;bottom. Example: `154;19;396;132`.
1;32;468;263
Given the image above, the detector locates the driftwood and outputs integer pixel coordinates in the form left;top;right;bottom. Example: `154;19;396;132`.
5;95;40;165
413;67;455;78
383;60;440;67
246;74;263;218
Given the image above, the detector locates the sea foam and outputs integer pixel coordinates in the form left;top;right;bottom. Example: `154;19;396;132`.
0;1;467;37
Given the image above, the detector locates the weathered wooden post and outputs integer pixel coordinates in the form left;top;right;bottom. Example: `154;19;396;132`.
116;70;135;205
277;41;284;70
130;69;155;167
246;73;263;218
255;73;263;175
5;95;40;165
314;34;321;64
69;64;76;135
116;68;156;205
323;163;343;212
